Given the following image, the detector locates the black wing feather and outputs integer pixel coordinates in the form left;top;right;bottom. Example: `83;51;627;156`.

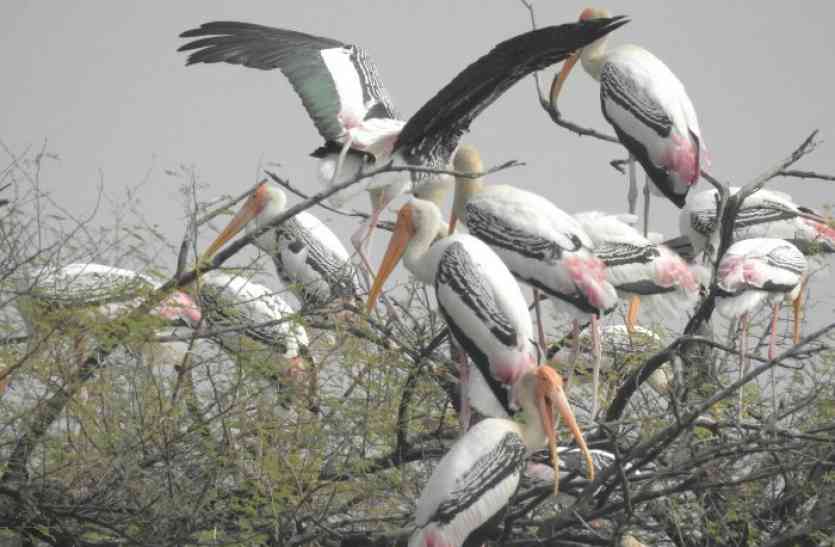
179;21;398;141
396;16;629;166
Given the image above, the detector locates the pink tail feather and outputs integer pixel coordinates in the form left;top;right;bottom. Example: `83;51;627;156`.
565;255;618;311
656;246;698;292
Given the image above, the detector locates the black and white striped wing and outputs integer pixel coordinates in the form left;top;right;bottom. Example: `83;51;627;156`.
412;422;527;546
592;242;668;294
29;263;157;307
197;272;296;353
179;21;399;142
273;213;358;305
396;16;628;167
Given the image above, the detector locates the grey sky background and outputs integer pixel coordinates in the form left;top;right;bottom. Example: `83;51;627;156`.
2;1;834;324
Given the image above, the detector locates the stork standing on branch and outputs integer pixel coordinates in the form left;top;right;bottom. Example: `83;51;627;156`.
550;7;706;231
450;144;617;420
715;238;807;417
367;198;536;428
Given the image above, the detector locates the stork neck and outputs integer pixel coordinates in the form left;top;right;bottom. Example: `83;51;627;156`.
452;176;483;223
580;36;609;81
414;180;450;209
403;213;443;286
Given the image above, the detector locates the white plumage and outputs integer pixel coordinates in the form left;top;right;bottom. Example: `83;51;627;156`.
204;182;358;309
716;238;808;417
552;8;705;210
368;197;536;420
682;186;835;257
409;366;592;547
196;271;308;362
15;262;201;337
716;239;807;321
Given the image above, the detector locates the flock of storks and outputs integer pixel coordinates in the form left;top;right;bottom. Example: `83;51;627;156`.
6;7;834;546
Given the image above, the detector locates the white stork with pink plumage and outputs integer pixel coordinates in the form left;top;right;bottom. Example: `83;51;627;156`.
551;7;706;225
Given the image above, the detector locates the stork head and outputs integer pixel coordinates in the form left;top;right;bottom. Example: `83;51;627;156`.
514;366;594;494
202;181;287;260
579;7;611;21
550;7;613;106
449;144;484;233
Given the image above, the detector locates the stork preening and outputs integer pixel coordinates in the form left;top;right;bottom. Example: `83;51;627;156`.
450;145;618;420
551;7;705;229
715;238;807;416
677;186;835;260
367;198;537;427
573;211;698;331
409;366;592;547
203;182;359;311
179;16;629;277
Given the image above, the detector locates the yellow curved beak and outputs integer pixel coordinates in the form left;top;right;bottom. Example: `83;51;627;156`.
550;51;580;108
366;205;415;313
201;193;260;260
538;368;594;495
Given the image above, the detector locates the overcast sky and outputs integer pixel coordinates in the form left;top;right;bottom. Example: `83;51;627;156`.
2;1;834;323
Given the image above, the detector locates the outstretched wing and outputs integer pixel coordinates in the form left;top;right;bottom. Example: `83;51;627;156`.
396;16;628;166
179;21;399;142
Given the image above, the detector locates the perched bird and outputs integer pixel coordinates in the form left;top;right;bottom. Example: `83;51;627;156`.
677;186;835;259
203;181;359;311
367;198;537;427
716;239;807;415
573;210;698;331
194;271;309;383
450;145;618;419
14;263;201;339
409;366;592;547
551;7;705;224
180;16;629;277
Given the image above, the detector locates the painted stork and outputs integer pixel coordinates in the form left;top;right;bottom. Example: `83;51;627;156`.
409;366;592;547
366;197;537;426
551;7;705;223
203;181;359;311
573;210;698;331
678;186;835;259
179;16;628;276
194;271;309;385
450;144;618;420
716;238;807;416
14;263;201;337
7;263;201;398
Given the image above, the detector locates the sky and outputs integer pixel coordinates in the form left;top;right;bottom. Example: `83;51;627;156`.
1;1;834;323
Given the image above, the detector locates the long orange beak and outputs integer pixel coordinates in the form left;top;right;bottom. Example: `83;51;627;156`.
537;367;593;495
550;51;580;108
366;204;415;313
202;193;260;260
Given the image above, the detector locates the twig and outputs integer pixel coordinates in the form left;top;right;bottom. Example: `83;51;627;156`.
193;178;266;227
553;320;835;534
776;169;835;182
